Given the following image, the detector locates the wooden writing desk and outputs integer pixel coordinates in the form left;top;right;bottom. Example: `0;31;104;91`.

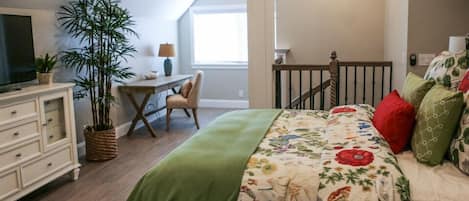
119;74;193;137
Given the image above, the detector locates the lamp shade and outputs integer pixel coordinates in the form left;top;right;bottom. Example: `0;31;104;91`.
449;36;466;53
158;43;175;57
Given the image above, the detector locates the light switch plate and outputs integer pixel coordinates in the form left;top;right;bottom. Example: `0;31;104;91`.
418;54;436;66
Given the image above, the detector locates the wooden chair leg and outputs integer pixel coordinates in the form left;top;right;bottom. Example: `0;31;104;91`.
192;108;200;129
183;109;191;118
166;108;173;131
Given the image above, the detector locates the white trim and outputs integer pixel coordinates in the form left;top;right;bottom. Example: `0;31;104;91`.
192;66;248;70
199;99;249;109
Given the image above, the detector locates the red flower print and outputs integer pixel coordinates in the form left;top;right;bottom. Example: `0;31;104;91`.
333;146;343;150
335;149;374;166
459;71;469;93
332;107;356;114
327;186;351;201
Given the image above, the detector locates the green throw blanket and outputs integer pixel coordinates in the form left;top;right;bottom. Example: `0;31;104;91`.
127;109;281;201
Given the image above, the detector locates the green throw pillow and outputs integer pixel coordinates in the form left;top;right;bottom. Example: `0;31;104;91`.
402;72;435;110
411;85;464;166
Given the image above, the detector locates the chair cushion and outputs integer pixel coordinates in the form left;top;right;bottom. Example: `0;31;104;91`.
411;85;464;166
401;72;435;110
167;94;189;108
181;80;192;98
373;90;415;154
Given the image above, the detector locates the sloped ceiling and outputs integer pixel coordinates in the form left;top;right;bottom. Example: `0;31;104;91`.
0;0;194;20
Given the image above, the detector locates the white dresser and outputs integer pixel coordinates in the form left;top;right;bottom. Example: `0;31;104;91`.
0;83;80;201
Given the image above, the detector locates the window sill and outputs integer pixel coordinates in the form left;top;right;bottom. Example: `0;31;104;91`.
192;64;248;70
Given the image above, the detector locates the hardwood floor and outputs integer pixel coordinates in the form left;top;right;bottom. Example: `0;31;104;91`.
20;108;233;201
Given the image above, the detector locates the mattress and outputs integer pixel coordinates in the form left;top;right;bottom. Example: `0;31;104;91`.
397;151;469;201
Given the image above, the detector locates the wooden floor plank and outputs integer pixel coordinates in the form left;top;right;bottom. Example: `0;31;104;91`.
20;109;232;201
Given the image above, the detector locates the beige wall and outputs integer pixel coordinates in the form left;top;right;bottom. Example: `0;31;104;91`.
384;0;409;91
276;0;385;64
407;0;469;77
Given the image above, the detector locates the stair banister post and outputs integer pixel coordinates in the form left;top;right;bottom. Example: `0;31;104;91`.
329;51;339;108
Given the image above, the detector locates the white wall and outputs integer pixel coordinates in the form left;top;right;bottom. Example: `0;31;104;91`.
384;0;409;91
0;1;185;144
178;0;249;101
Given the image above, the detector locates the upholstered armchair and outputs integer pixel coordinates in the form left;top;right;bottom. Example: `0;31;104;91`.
166;71;203;131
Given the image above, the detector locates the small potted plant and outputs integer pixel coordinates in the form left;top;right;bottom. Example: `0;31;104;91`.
35;53;58;85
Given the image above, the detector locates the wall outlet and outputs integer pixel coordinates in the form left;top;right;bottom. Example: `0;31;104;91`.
418;53;436;66
238;90;245;98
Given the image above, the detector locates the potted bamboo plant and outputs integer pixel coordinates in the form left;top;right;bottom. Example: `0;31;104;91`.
36;53;58;85
58;0;137;161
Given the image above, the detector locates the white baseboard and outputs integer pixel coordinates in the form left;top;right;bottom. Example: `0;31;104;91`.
199;99;249;109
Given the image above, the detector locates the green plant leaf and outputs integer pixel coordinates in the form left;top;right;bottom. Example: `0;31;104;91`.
445;57;455;68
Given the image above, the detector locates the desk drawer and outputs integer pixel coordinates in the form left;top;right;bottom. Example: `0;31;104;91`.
0;101;37;125
0;170;20;200
22;147;72;187
0;121;39;149
0;141;41;171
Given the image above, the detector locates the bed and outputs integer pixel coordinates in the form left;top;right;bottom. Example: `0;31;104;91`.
127;105;411;201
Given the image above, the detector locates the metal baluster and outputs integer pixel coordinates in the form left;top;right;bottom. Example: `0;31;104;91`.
389;64;393;93
320;70;324;110
275;70;282;108
299;71;303;109
372;66;376;106
354;66;357;104
345;66;349;105
363;66;366;104
309;70;313;110
381;67;385;100
289;70;292;109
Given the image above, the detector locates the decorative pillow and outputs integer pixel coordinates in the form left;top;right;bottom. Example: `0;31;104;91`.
373;90;415;154
411;85;464;166
424;50;468;89
181;80;192;98
449;35;469;174
401;72;435;110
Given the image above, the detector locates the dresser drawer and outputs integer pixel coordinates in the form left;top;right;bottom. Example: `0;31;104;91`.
0;141;41;171
0;121;39;149
0;101;37;125
22;147;72;187
0;170;20;200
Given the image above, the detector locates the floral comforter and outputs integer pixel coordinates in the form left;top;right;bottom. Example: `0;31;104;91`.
237;105;410;201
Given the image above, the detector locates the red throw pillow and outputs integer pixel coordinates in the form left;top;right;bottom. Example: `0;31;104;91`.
459;71;469;93
372;90;416;153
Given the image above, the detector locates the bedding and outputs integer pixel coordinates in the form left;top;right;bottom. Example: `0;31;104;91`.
397;151;469;201
128;105;410;201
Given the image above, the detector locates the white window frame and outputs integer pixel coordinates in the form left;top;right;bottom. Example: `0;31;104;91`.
189;5;248;69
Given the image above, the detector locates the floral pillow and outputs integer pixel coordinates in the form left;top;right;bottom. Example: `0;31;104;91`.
424;50;468;90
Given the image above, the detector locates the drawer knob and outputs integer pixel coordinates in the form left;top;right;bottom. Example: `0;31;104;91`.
42;123;48;127
49;135;54;139
48;118;53;122
47;162;53;167
16;153;22;158
11;110;17;115
13;132;19;136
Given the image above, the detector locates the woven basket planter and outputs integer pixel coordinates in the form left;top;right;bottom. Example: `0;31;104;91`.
84;128;118;161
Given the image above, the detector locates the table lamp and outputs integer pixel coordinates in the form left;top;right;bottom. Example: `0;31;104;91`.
159;43;175;76
449;36;466;53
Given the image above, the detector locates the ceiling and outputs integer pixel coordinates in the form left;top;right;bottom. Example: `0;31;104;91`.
0;0;194;20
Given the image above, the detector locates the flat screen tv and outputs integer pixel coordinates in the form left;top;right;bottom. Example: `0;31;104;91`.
0;14;36;88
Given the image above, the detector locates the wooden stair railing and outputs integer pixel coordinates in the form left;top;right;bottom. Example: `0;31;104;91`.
273;51;393;110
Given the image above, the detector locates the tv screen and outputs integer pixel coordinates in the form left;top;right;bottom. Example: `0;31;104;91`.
0;14;36;86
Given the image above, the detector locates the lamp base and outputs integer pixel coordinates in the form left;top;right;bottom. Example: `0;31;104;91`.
164;58;172;76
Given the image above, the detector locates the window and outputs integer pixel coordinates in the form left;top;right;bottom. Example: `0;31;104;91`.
191;6;248;66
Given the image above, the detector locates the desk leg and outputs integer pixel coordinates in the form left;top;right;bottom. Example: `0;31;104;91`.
126;92;157;137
